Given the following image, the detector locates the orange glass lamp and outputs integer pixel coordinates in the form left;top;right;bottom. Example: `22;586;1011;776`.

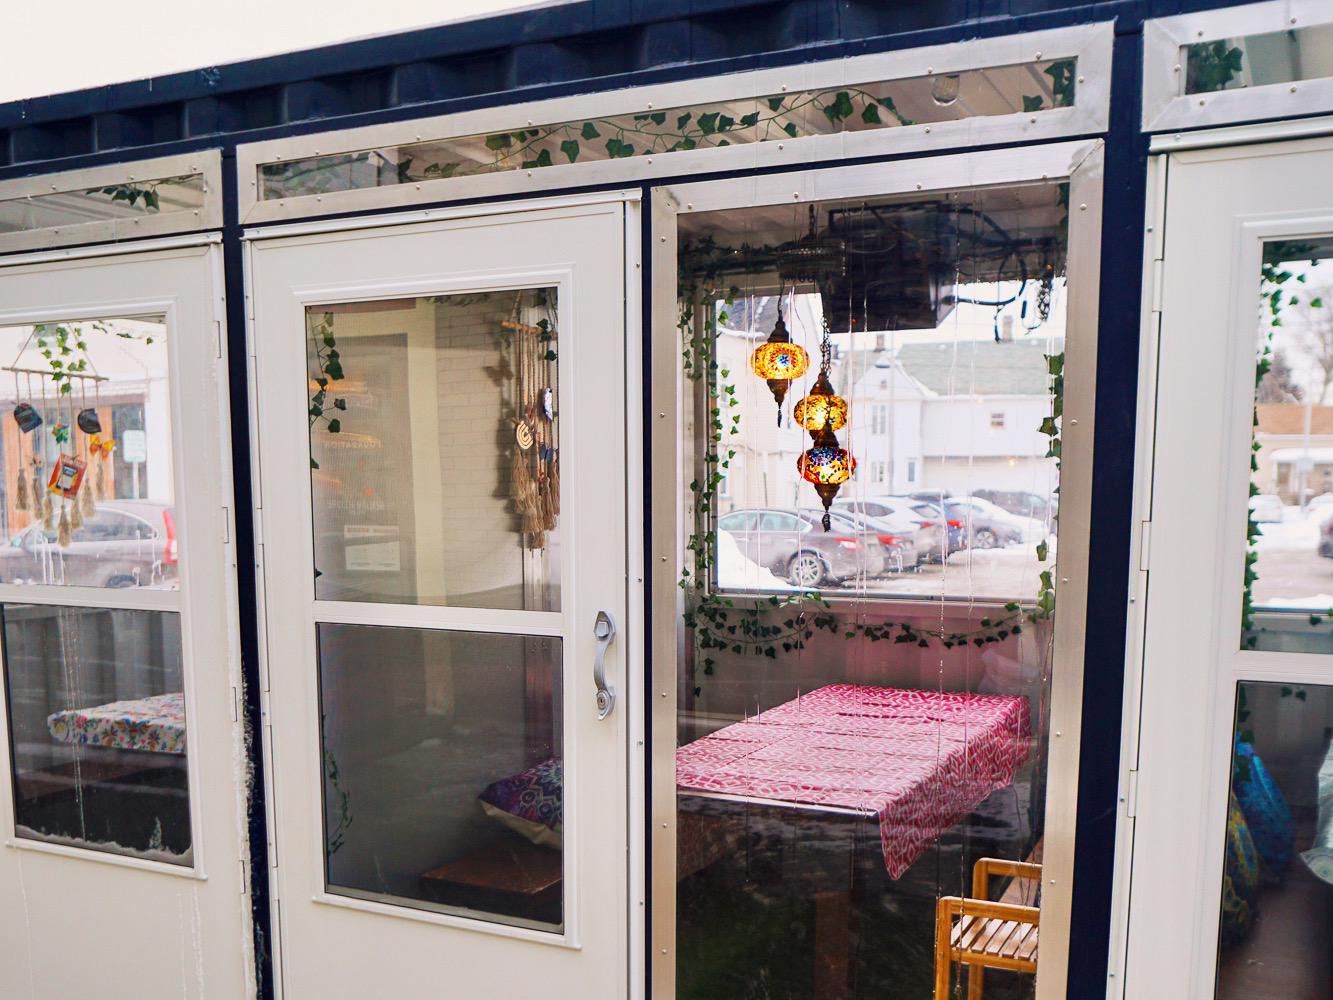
797;417;856;530
750;316;809;422
793;371;847;432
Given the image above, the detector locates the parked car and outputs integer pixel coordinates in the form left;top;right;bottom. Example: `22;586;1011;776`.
824;508;920;572
1320;515;1333;559
832;496;955;562
0;500;178;588
718;507;886;588
1248;494;1286;524
943;496;1027;548
970;489;1057;527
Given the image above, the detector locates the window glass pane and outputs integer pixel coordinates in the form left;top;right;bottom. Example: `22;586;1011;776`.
2;603;189;864
258;59;1078;200
1216;680;1333;995
307;290;559;611
675;182;1064;996
317;623;563;931
1244;238;1333;652
1183;25;1333;95
0;174;205;235
0;316;176;589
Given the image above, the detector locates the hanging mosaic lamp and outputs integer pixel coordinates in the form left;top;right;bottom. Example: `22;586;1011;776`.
797;416;855;531
793;370;847;433
749;315;809;423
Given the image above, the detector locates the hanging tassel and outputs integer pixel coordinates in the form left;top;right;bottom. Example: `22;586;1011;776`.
14;466;28;513
94;457;106;501
57;501;70;547
41;482;54;532
81;473;95;517
69;487;84;530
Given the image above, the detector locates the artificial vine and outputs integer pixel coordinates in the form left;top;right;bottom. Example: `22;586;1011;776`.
308;311;346;470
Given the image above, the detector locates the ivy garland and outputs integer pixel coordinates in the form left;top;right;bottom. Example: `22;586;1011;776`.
677;284;1063;691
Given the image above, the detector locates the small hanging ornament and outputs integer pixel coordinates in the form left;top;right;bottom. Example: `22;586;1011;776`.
13;402;42;433
51;421;68;444
76;408;101;434
749;315;809;424
47;454;87;500
797;416;856;532
89;434;112;501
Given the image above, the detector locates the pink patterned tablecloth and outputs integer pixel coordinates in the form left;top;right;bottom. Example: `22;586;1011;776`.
676;685;1031;878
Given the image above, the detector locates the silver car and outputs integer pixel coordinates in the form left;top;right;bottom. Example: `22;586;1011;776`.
0;500;178;588
718;508;887;588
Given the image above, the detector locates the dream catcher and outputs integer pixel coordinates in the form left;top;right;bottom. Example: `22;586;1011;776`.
504;293;560;549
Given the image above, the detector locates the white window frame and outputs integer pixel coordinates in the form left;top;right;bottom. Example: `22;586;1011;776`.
1144;0;1333;132
0;152;223;255
236;23;1112;225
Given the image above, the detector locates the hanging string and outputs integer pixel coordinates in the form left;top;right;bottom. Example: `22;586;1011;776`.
78;379;95;519
38;376;53;531
12;371;28;514
67;381;84;532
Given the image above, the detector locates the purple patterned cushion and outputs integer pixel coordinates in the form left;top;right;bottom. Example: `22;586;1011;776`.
478;758;562;849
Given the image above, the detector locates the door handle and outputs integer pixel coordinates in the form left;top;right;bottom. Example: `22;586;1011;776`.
593;610;616;720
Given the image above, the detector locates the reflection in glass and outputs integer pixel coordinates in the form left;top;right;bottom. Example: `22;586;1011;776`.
0;175;205;235
0;317;176;589
259;60;1077;200
1216;681;1333;996
317;624;562;931
1183;25;1333;95
674;185;1062;997
2;604;189;864
1244;238;1333;650
307;291;559;611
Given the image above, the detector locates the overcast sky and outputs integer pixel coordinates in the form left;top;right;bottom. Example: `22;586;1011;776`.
1;1;547;105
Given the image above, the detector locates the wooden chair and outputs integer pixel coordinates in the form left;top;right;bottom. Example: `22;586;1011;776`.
934;857;1041;999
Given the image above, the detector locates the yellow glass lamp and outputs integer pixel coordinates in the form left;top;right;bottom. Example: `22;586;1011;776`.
793;371;847;433
750;316;809;422
797;417;856;530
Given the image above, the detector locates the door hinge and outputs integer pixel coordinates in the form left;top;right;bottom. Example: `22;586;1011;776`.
1125;769;1139;818
215;319;223;359
1139;520;1151;572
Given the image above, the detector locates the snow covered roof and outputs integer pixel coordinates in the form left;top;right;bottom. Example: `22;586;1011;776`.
892;337;1063;396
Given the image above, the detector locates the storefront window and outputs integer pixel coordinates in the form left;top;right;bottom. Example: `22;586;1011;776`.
1182;25;1333;95
1;603;188;863
1217;680;1333;996
0;316;175;589
258;60;1077;201
1244;237;1333;652
674;181;1066;997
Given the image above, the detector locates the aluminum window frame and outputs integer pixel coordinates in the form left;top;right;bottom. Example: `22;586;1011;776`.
648;136;1104;1000
1144;0;1333;133
0;152;223;255
236;22;1112;225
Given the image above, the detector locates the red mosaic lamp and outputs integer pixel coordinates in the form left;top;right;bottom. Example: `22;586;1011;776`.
749;315;808;423
797;415;855;531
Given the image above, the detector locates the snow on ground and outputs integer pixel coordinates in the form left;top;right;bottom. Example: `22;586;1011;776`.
1254;512;1323;552
715;530;796;591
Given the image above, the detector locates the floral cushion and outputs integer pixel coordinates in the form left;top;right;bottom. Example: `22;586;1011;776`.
478;758;562;849
1234;737;1294;881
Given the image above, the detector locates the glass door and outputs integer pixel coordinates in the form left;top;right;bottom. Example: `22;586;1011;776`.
248;200;631;997
0;243;251;993
1126;135;1333;997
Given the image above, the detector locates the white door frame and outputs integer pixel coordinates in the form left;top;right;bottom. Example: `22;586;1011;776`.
1114;133;1333;999
243;191;645;999
0;235;252;995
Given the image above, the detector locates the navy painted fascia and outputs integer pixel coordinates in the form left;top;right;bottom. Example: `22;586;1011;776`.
0;0;1260;175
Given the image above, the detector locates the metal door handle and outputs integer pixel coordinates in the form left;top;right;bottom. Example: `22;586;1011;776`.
593;610;616;720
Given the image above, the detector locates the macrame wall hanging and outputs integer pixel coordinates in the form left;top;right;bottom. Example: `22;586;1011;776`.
503;293;559;550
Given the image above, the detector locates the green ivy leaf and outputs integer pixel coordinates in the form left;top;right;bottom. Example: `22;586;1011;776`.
1036;541;1048;561
676;112;692;129
767;97;785;111
1022;95;1045;113
561;139;581;162
782;122;798;137
739;112;760;128
326;418;341;433
650;112;666;126
697;112;720;135
484;133;513;151
580;122;601;140
861;104;882;124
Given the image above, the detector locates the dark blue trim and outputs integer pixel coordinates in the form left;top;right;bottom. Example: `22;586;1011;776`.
0;0;1265;174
